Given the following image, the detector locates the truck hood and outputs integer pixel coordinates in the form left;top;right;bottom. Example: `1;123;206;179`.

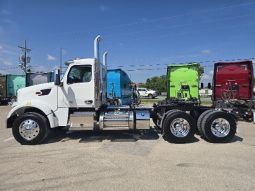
17;82;56;104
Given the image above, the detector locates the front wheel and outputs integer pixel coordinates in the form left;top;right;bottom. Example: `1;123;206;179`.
162;111;196;143
12;112;50;145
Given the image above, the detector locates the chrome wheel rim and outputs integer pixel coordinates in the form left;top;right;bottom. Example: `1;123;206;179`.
211;118;230;138
170;118;190;137
19;119;40;141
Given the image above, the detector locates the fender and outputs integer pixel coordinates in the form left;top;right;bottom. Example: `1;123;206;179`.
6;100;59;128
159;109;181;132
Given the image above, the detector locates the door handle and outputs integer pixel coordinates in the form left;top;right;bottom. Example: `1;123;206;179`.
85;100;93;104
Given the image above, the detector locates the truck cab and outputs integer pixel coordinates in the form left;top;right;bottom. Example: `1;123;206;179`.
6;36;150;145
167;63;199;102
58;58;106;109
213;60;254;120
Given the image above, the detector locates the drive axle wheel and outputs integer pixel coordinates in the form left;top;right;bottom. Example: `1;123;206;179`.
200;111;236;143
162;111;195;143
197;110;214;136
12;112;50;145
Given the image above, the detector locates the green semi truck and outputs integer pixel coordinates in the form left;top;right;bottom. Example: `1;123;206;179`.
167;63;199;101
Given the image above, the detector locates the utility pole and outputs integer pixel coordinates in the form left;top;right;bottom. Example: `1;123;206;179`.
18;40;31;74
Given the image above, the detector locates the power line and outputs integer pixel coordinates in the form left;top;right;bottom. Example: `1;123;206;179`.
111;57;255;72
0;66;19;71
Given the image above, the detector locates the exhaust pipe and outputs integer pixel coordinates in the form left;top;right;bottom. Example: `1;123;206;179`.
94;35;101;62
103;51;108;67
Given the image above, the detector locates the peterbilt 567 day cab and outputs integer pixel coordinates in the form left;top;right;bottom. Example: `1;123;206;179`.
6;36;237;145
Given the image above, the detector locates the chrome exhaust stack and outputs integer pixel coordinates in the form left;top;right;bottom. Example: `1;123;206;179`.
103;51;108;67
94;35;101;62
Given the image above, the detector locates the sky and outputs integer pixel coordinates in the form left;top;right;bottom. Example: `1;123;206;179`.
0;0;255;83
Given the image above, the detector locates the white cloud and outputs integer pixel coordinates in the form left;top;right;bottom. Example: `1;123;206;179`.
201;49;211;54
47;54;56;61
209;70;214;74
0;45;3;50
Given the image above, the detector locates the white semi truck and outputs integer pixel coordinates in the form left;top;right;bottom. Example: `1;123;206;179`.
6;36;238;145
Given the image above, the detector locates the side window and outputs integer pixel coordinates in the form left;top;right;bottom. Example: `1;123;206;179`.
67;65;92;84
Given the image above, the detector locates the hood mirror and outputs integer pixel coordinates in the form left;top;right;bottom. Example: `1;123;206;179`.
54;69;61;86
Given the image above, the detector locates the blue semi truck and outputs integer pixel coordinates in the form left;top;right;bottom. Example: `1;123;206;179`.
107;69;132;105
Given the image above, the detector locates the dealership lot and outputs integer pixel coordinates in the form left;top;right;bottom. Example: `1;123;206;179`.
0;106;255;191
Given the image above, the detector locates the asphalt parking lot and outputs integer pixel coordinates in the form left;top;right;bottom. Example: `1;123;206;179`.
0;105;255;191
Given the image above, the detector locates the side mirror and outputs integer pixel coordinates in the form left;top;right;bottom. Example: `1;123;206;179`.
54;69;61;86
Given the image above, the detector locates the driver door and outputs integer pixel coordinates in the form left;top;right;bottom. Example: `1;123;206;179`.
58;65;95;108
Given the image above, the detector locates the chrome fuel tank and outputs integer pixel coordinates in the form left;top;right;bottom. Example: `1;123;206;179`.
99;110;134;130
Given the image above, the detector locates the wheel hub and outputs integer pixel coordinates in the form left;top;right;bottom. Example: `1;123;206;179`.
211;118;230;138
19;119;40;141
170;118;190;137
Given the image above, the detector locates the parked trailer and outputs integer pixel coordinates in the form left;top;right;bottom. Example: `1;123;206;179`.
6;36;237;145
0;75;8;104
107;69;132;105
6;75;26;98
213;60;254;120
26;72;54;86
0;75;26;104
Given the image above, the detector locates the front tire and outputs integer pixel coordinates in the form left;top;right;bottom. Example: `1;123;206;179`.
162;111;196;143
12;112;50;145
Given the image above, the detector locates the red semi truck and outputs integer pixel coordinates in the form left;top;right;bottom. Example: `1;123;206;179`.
213;60;254;120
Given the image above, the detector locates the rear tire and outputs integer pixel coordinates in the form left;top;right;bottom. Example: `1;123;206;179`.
12;112;50;145
197;109;214;136
162;111;195;143
200;111;236;143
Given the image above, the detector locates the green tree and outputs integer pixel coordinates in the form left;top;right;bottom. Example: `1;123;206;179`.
197;64;204;79
144;75;167;93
